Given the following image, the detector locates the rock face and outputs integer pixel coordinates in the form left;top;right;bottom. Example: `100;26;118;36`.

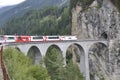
71;0;120;80
72;0;120;40
109;40;120;80
89;43;110;80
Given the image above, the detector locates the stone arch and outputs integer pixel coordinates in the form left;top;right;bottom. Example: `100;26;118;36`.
66;43;85;75
27;46;42;64
88;42;109;80
45;44;63;67
45;44;62;56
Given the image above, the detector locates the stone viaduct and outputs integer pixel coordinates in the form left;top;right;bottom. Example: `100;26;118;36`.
2;40;108;80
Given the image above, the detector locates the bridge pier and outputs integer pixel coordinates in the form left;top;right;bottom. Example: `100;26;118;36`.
62;49;67;66
84;49;90;80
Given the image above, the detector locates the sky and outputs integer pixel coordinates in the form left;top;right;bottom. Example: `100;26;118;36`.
0;0;26;8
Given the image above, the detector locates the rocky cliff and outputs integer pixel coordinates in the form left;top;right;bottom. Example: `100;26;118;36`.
72;0;120;40
71;0;120;80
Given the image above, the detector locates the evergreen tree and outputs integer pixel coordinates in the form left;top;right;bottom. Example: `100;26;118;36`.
3;47;50;80
45;46;65;80
45;47;85;80
65;60;85;80
1;6;71;35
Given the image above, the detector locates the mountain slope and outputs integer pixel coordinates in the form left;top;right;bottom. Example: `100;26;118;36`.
2;6;71;35
0;0;69;26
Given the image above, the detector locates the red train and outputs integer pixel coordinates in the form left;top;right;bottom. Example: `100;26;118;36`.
16;35;31;42
0;35;77;44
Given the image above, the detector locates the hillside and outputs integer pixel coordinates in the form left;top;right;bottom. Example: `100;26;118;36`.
1;6;71;35
0;0;69;26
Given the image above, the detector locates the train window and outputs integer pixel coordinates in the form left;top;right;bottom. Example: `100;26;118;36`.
18;36;21;40
7;37;15;40
33;36;43;39
48;36;59;39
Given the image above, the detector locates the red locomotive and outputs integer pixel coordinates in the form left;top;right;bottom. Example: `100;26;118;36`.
16;36;31;42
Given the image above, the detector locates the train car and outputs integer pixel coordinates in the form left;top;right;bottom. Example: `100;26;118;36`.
31;36;45;42
16;35;31;42
5;35;16;43
45;36;62;41
0;35;16;44
61;36;77;41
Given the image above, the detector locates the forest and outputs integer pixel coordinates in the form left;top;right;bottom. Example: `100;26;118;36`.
3;47;85;80
2;0;120;35
2;4;85;79
1;6;71;35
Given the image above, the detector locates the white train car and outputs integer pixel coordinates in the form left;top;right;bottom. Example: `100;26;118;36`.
61;36;77;41
0;35;16;44
45;36;61;41
31;36;44;42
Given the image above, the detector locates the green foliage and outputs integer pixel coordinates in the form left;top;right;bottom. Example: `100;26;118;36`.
3;47;32;80
27;65;51;80
45;46;64;80
110;0;120;11
0;29;4;35
90;73;94;80
3;47;50;80
3;47;84;80
66;50;85;80
65;61;85;80
1;6;71;35
66;50;72;64
45;47;85;80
